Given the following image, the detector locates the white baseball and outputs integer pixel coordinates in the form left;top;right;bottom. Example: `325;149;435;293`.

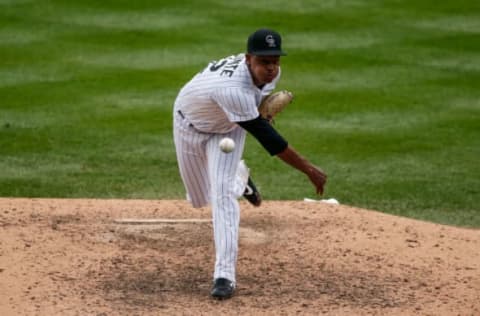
219;137;235;153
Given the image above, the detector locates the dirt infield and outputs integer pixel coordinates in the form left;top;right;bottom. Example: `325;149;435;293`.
1;198;479;315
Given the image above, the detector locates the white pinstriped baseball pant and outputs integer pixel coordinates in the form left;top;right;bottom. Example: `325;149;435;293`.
173;111;248;284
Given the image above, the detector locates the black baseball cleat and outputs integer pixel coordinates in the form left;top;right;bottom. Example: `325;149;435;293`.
211;278;235;300
243;177;262;207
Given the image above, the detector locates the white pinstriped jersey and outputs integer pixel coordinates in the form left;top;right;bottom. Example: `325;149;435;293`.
174;53;280;133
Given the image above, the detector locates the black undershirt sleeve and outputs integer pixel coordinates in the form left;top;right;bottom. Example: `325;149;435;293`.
236;115;288;156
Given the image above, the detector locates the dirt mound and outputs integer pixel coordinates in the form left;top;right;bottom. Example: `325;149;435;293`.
0;198;479;315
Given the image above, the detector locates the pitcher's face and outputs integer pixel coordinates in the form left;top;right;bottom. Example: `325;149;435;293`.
246;54;280;87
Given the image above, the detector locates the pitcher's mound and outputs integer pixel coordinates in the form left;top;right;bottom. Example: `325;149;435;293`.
0;198;479;315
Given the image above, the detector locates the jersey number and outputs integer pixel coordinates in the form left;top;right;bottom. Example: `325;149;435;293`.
204;56;241;77
209;59;227;72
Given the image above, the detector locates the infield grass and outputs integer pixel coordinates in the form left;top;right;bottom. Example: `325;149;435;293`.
1;0;479;227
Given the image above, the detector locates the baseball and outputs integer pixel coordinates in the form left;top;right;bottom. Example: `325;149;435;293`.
219;137;235;153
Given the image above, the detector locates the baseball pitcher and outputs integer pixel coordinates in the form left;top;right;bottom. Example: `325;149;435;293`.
173;28;327;300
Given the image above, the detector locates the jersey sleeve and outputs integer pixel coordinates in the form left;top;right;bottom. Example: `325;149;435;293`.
211;88;259;123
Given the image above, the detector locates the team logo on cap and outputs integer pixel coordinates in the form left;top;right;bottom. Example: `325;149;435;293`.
265;34;276;47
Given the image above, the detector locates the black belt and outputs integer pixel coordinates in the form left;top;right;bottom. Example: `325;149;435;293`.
177;110;194;127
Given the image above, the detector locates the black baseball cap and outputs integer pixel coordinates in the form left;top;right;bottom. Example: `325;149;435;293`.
247;28;287;56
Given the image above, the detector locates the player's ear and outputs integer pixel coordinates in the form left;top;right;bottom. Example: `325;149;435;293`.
245;53;252;65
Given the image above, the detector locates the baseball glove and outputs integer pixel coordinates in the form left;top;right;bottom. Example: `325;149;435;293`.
258;90;293;122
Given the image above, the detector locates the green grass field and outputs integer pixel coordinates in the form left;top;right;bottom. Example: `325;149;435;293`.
1;0;479;227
